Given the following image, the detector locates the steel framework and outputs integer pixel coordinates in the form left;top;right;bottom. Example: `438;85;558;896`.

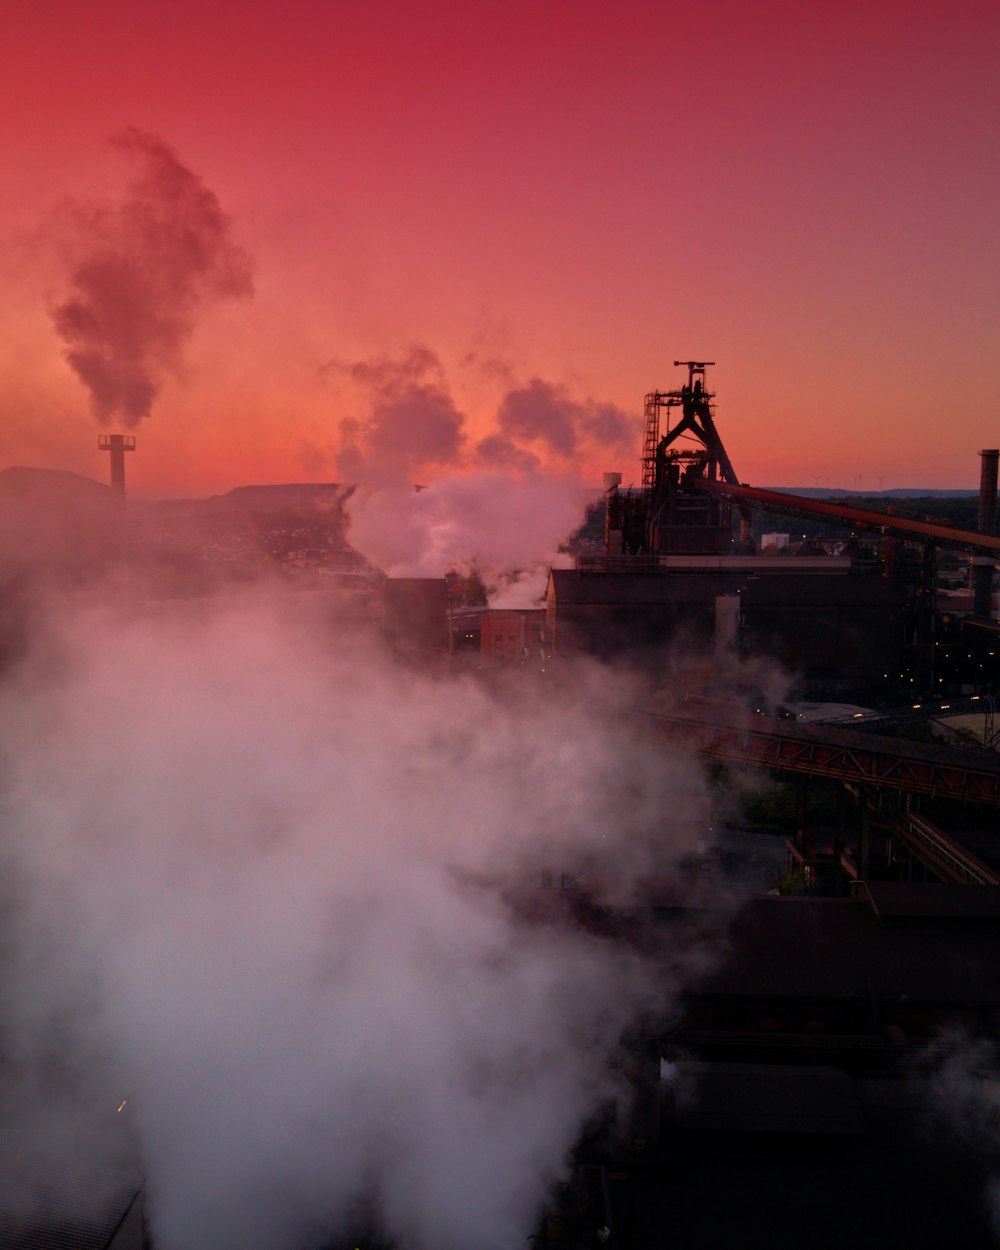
639;362;745;554
625;705;1000;806
881;810;999;885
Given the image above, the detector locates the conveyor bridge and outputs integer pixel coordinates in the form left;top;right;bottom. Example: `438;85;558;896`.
691;478;1000;559
626;702;1000;806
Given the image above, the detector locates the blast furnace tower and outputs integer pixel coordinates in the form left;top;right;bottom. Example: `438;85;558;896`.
605;362;747;556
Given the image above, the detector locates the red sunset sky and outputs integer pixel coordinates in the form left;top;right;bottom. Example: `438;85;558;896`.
1;0;998;498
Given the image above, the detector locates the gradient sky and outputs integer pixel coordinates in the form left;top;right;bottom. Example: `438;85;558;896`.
2;0;998;497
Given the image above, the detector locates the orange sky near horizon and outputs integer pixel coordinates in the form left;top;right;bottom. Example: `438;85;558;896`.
2;0;998;499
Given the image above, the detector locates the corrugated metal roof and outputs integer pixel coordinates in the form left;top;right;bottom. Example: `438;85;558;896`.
107;1191;145;1250
0;1129;142;1250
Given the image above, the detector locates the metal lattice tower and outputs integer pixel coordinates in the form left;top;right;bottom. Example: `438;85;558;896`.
642;391;667;496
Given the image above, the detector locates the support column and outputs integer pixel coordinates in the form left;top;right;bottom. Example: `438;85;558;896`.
974;448;998;618
98;433;136;500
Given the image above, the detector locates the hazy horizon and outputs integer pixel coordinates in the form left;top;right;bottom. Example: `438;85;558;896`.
1;1;997;498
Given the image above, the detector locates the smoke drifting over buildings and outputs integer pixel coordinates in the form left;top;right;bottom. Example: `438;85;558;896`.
0;593;710;1250
329;346;635;595
50;128;254;427
345;472;590;594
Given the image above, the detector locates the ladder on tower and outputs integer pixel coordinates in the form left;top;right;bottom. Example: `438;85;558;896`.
642;392;665;496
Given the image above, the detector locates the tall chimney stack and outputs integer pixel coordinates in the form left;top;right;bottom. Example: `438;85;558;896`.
98;433;136;499
973;448;998;618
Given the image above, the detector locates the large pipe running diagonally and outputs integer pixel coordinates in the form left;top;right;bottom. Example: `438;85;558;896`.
690;478;1000;560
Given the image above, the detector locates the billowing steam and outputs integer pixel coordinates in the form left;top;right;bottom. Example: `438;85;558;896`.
328;347;635;600
344;474;590;591
0;592;711;1250
51;129;254;426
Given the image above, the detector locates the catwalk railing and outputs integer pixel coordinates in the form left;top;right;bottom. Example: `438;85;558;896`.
881;810;1000;885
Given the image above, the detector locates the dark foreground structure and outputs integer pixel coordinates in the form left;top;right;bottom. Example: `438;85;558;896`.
548;561;901;694
8;876;1000;1250
538;876;1000;1250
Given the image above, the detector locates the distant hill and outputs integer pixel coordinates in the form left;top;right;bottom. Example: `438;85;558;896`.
0;465;111;503
128;482;356;522
0;466;120;587
206;482;352;511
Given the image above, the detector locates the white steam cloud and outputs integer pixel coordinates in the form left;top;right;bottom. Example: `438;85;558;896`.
0;592;711;1250
51;129;254;427
345;473;589;590
327;347;635;601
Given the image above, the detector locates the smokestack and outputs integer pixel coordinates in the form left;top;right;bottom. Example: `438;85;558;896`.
973;448;998;618
98;433;136;499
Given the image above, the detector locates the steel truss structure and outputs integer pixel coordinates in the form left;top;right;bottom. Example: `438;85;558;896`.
626;705;1000;806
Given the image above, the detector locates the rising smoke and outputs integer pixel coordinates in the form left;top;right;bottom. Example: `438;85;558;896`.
332;346;466;488
344;472;590;595
327;347;636;601
0;589;715;1250
50;129;254;427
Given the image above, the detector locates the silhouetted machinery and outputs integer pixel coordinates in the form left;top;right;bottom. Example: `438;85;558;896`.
605;362;748;556
595;359;1000;696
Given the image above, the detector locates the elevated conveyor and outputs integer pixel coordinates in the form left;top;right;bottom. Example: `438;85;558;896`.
626;700;1000;806
691;479;1000;559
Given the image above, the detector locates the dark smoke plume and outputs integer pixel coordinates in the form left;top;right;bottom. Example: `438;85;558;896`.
328;345;466;485
493;378;634;462
51;129;254;426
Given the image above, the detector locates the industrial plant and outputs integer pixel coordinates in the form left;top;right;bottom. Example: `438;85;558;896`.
3;363;1000;1250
